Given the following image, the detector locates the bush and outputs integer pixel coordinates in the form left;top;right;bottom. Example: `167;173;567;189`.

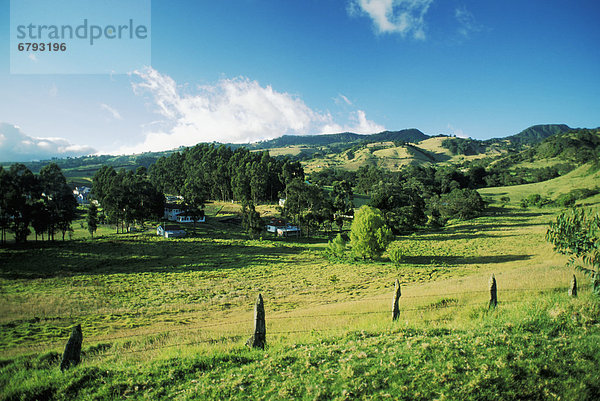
387;242;403;267
326;234;347;260
350;206;393;260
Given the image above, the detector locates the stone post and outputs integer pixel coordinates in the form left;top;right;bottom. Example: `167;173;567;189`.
489;274;497;309
392;279;401;321
569;274;577;297
60;324;82;371
247;294;266;349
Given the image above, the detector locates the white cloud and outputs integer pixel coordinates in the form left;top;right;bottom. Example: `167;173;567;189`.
100;103;123;120
0;123;96;162
447;123;469;139
337;94;353;106
120;67;384;153
348;0;433;39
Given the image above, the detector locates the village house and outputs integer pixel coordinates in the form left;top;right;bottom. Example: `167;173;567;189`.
265;219;301;237
164;203;184;221
72;186;91;204
176;210;205;223
156;224;186;238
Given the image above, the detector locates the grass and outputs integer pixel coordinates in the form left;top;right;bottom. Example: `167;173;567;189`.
1;191;599;398
480;162;600;206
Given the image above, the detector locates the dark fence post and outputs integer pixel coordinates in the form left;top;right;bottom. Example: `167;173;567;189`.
60;324;82;371
392;279;401;321
569;274;577;297
489;274;497;309
246;294;266;349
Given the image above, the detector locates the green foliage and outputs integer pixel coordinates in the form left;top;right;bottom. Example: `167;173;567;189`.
387;241;403;267
93;166;164;233
241;203;264;239
326;234;347;260
437;188;485;220
546;208;600;294
86;203;98;238
283;178;332;236
350;206;393;260
556;188;600;208
519;193;552;209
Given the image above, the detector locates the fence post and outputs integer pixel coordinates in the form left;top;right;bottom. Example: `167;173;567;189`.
247;294;266;349
392;279;401;321
489;274;497;309
569;274;577;297
60;324;82;371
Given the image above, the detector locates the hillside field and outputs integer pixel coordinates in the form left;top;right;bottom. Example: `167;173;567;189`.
2;194;600;399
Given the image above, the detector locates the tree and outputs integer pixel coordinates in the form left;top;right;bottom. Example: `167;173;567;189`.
546;208;600;294
350;206;393;260
6;164;39;243
242;202;264;239
86;203;99;238
332;180;354;230
369;180;426;233
39;163;77;241
438;188;485;220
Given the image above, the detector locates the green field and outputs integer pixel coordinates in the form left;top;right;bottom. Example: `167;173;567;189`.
2;192;600;399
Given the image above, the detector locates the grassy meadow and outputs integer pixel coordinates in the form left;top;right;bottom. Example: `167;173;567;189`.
1;178;600;399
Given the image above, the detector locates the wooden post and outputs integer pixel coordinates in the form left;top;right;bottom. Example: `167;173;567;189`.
392;279;401;321
60;324;82;371
247;294;266;349
489;274;497;309
569;274;577;297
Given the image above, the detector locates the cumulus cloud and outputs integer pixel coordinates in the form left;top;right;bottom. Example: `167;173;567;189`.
0;123;96;162
348;0;433;39
120;67;384;153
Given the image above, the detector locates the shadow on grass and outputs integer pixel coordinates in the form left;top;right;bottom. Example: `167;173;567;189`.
401;254;532;266
0;236;307;280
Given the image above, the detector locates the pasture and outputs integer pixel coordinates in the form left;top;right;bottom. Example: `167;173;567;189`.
1;203;599;399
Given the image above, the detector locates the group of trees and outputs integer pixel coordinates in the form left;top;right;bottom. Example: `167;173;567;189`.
0;163;77;244
354;165;485;233
92;166;165;233
149;144;304;208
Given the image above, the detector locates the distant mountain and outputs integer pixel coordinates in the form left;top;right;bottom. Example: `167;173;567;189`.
504;124;571;146
248;129;428;149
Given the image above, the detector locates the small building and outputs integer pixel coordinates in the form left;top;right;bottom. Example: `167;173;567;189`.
176;210;205;223
266;219;287;233
276;225;301;237
164;203;184;221
157;224;186;238
73;186;91;204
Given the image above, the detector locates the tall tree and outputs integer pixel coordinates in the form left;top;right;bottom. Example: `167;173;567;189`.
40;163;77;241
86;203;98;238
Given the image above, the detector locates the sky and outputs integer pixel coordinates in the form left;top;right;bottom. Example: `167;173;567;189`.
0;0;599;162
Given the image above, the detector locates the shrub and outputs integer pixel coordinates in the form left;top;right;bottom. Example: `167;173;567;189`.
326;234;347;260
350;206;393;260
387;242;403;267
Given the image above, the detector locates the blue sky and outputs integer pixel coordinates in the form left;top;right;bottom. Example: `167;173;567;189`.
0;0;599;161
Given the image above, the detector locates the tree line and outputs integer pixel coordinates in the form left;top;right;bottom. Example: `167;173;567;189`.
92;166;165;233
0;163;77;244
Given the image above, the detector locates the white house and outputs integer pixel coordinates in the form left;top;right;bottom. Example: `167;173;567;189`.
176;210;205;223
276;225;301;237
164;203;184;221
157;224;186;238
266;219;300;237
73;186;91;204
